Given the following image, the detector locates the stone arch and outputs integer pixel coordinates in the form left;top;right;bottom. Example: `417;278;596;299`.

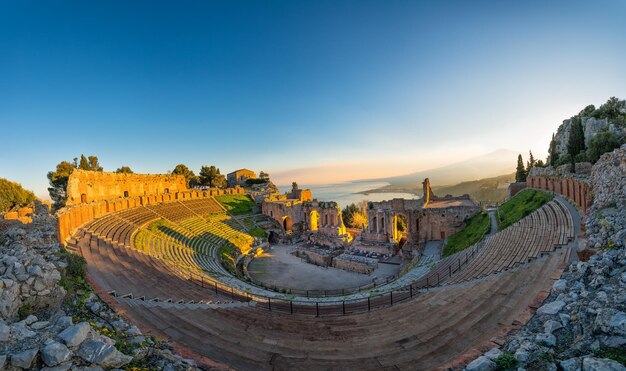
123;191;129;198
282;216;293;232
392;213;408;242
310;210;319;231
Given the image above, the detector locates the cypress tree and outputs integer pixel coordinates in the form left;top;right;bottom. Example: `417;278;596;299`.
548;133;559;166
526;150;536;174
567;118;586;173
515;154;527;183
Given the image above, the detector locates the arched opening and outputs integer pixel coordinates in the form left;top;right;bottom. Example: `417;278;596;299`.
310;210;319;231
123;191;129;198
164;188;169;194
392;214;408;242
324;214;329;226
372;216;377;232
282;216;293;232
80;194;87;203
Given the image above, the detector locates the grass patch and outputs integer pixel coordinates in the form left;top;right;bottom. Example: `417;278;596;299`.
443;212;490;257
18;303;33;320
594;345;626;365
216;194;255;215
57;247;88;296
219;243;238;274
248;226;268;238
496;189;553;231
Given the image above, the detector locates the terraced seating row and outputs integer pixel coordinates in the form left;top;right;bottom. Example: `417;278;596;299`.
77;231;221;303
443;200;573;284
119;248;571;370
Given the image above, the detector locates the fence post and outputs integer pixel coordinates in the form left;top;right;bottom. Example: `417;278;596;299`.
231;287;234;299
290;301;293;314
268;297;271;311
410;285;413;298
368;297;371;311
449;265;452;277
214;282;218;294
342;301;345;315
390;291;393;306
201;276;204;288
316;302;319;317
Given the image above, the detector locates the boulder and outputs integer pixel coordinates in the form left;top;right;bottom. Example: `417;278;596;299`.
10;348;39;369
41;341;72;367
77;339;133;368
483;348;502;360
594;309;626;336
465;356;495;371
582;357;626;371
58;322;91;347
535;333;557;347
544;319;563;334
560;358;581;371
552;279;568;293
537;301;566;315
0;322;9;341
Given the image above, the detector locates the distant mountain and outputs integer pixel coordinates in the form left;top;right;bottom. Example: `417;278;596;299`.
365;149;518;187
432;173;515;205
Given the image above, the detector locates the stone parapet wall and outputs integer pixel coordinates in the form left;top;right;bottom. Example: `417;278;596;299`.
56;187;244;245
527;175;592;216
1;207;34;224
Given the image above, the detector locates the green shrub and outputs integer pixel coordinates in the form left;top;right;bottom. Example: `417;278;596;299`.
18;303;33;320
443;212;490;256
0;178;35;213
594;345;626;365
249;227;268;238
494;353;518;370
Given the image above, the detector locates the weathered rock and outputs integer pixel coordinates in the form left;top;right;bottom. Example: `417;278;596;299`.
0;354;6;369
31;320;50;330
465;356;495;371
544;319;563;334
594;309;626;336
553;279;568;293
58;322;91;347
535;333;556;347
537;300;566;315
560;358;581;371
77;339;132;368
0;322;9;341
582;357;626;371
41;341;72;367
10;348;39;369
55;315;73;329
483;347;502;360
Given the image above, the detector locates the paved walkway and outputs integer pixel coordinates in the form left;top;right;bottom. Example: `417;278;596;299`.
488;210;498;234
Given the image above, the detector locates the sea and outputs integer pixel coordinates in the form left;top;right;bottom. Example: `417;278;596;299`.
278;181;419;208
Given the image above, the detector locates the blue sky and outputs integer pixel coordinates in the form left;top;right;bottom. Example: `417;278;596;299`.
1;0;625;197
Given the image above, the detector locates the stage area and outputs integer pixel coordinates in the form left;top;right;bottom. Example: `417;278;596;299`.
247;244;405;291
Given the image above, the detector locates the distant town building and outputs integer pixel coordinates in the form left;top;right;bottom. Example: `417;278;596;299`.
227;168;256;187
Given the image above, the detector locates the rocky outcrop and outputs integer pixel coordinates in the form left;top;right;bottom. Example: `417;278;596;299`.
553;116;625;159
465;145;626;370
0;210;203;370
0;213;65;322
586;145;626;250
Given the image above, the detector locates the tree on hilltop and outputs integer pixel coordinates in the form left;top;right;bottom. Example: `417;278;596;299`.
292;182;298;191
259;171;269;180
548;133;559;167
567;117;586;173
199;165;227;188
526;150;536;174
115;166;133;174
74;155;103;171
171;164;198;188
515;154;527;183
0;178;35;213
48;154;103;209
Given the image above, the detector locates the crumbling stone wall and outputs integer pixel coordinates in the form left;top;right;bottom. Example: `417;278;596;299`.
65;170;188;206
57;186;244;245
362;188;481;248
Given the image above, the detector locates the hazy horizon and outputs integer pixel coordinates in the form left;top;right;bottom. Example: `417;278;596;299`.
2;1;625;199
